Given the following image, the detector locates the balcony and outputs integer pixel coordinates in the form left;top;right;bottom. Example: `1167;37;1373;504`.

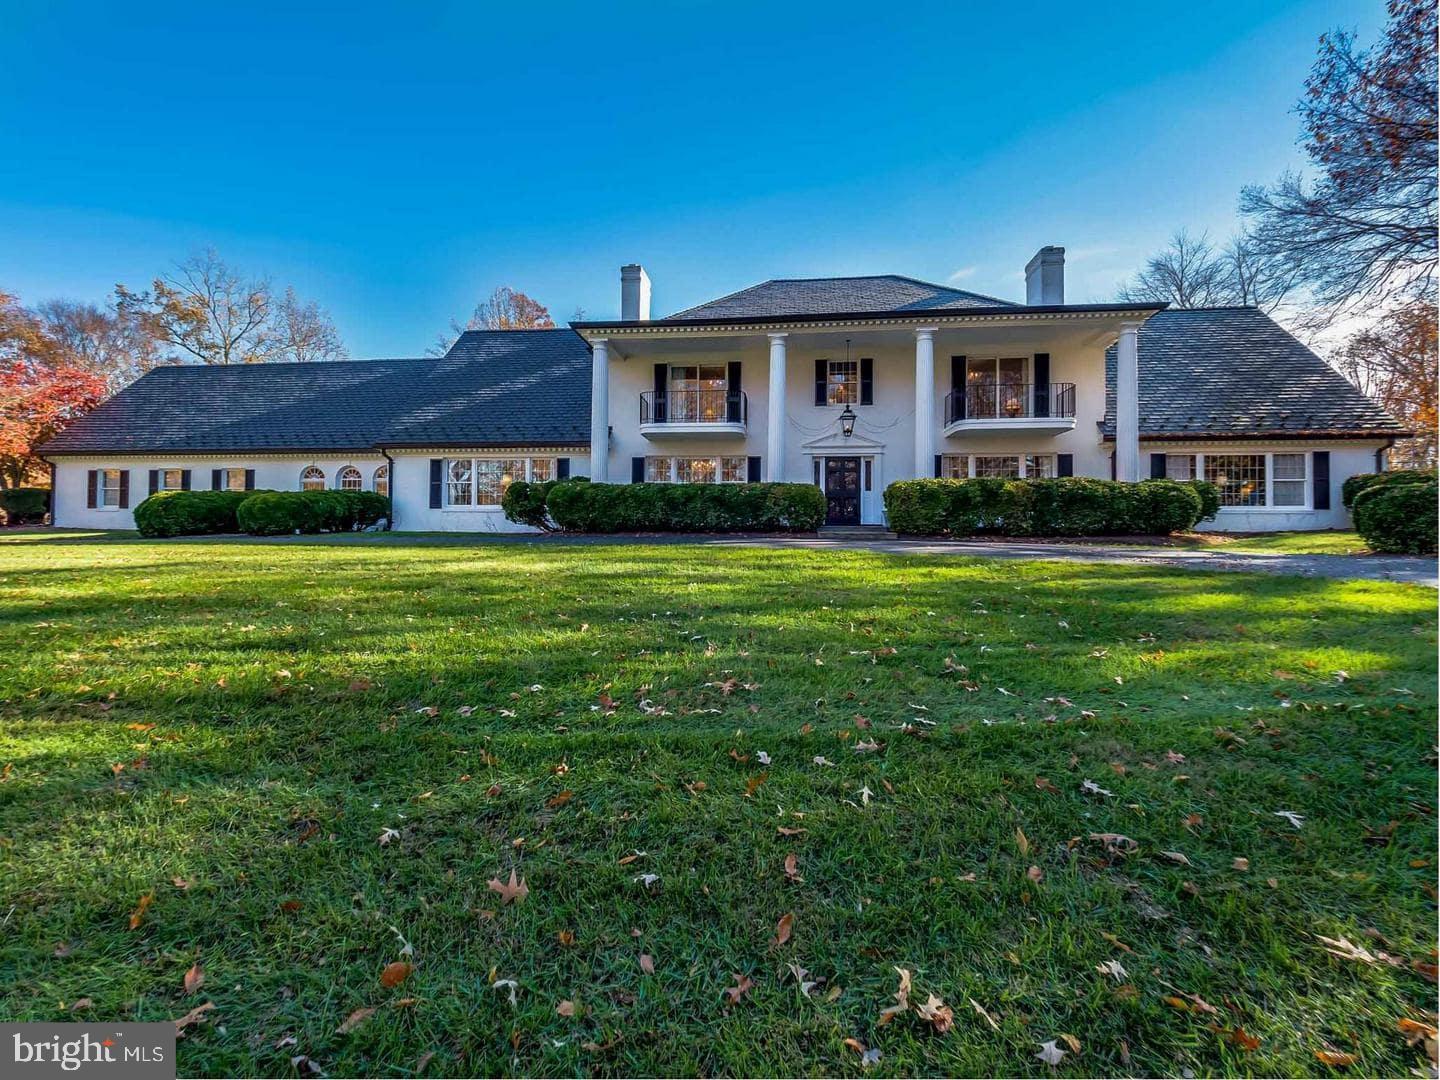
943;382;1077;436
640;389;748;438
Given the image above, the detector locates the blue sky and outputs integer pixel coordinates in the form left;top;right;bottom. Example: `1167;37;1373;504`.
0;0;1384;357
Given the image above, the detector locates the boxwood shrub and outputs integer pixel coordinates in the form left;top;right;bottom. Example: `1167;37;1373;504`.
501;477;590;531
0;487;49;526
235;490;389;536
544;480;825;533
1352;478;1437;554
1341;469;1436;509
883;477;1205;537
134;489;261;538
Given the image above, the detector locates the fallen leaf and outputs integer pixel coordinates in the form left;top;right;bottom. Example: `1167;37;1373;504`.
183;962;204;994
1314;1050;1358;1067
1027;865;1043;883
916;993;954;1034
1232;857;1250;871
1035;776;1060;794
639;954;655;975
1036;1039;1066;1066
1274;810;1305;829
487;871;529;905
380;962;413;988
777;826;807;837
556;930;575;946
1015;827;1030;856
546;790;574;808
1208;1024;1261;1051
744;772;768;797
556;1000;576;1018
1095;959;1128;980
723;973;754;1005
969;998;1000;1031
784;852;802;882
1059;1033;1082;1054
771;912;794;947
337;1007;375;1034
1159;851;1192;866
173;1001;215;1033
70;998;92;1011
128;892;154;930
878;967;912;1026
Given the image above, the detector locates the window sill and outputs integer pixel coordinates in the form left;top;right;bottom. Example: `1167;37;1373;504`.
441;505;505;512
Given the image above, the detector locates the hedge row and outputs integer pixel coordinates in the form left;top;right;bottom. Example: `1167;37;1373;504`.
518;480;826;533
1341;469;1436;509
883;477;1215;537
1352;478;1437;554
134;489;389;538
0;487;49;526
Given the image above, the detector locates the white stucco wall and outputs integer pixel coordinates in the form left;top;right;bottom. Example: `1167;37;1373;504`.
387;450;584;533
50;454;390;530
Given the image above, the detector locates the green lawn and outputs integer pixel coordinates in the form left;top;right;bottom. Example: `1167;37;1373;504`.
1193;531;1374;556
0;533;1434;1078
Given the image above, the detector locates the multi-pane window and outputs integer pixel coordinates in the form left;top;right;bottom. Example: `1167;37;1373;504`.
301;466;326;491
338;466;363;491
99;469;123;507
941;454;1054;479
669;364;728;422
223;468;248;491
373;465;389;496
1271;453;1307;506
1205;454;1266;507
644;456;747;483
159;468;185;491
966;357;1028;418
1165;454;1195;481
826;360;858;405
444;458;554;507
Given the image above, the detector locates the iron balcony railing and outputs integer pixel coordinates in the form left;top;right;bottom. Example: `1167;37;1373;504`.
640;389;747;425
944;382;1076;424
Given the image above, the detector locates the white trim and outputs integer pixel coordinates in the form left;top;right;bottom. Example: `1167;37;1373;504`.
1200;450;1313;512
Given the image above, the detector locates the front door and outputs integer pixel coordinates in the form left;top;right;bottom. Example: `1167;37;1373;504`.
824;456;861;525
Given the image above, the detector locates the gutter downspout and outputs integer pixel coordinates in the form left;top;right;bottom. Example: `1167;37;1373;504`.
41;456;55;525
379;448;396;530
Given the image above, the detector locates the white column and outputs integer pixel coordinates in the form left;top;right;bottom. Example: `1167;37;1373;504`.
913;328;936;478
589;338;610;481
766;333;788;481
1115;321;1141;482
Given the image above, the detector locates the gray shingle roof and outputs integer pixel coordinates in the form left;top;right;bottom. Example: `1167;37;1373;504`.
39;329;592;455
1103;307;1405;439
667;275;1017;320
381;329;590;447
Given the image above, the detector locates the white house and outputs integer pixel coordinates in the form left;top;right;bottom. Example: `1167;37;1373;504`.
41;247;1406;532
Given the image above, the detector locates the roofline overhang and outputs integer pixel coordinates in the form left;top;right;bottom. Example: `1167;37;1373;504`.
1102;429;1414;442
376;441;590;451
571;301;1167;336
42;441;592;457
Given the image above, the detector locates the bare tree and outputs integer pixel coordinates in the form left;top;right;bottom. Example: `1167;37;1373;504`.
269;287;344;363
1334;297;1437;466
1239;0;1437;323
468;287;553;330
33;299;167;390
1117;230;1294;310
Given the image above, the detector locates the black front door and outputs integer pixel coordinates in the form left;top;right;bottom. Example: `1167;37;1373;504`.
824;456;861;525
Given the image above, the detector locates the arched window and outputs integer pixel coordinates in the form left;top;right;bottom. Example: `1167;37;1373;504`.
338;465;363;491
301;466;326;491
373;464;389;496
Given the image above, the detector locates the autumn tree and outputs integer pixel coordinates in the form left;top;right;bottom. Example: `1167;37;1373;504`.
116;249;346;364
34;299;165;391
1117;230;1294;311
1239;0;1437;322
1334;298;1437;467
0;360;108;488
429;286;554;355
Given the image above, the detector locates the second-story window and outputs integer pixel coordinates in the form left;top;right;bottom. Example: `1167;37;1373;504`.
826;360;858;405
669;364;727;422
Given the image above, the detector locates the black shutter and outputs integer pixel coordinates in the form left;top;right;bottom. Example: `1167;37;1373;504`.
1109;452;1117;480
653;363;668;423
429;459;443;508
1033;354;1050;418
727;361;743;422
211;469;222;490
556;458;570;480
1150;453;1167;479
934;454;942;478
1312;451;1330;510
244;469;255;490
1057;454;1074;477
631;457;645;483
814;358;827;406
747;456;761;482
148;469;159;496
118;470;130;509
86;470;97;508
180;469;192;491
950;356;966;423
860;358;873;405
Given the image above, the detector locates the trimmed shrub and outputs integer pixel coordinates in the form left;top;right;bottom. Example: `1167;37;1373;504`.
1190;480;1221;523
235;490;389;536
883;477;1205;537
502;479;559;531
0;487;49;526
544;481;825;533
134;490;259;538
1352;479;1437;554
1342;469;1436;509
